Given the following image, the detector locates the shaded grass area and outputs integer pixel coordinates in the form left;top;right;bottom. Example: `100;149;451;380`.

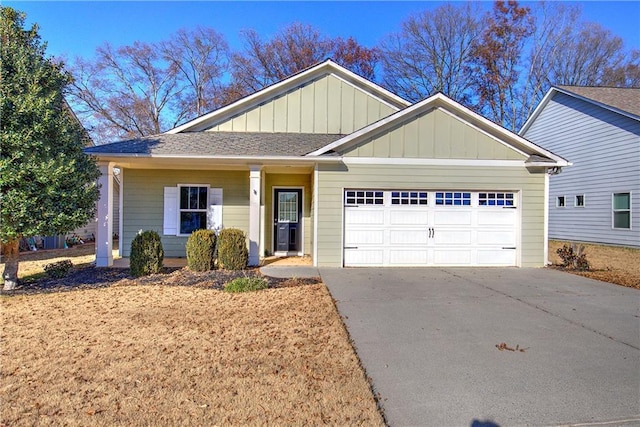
549;240;640;289
0;285;384;426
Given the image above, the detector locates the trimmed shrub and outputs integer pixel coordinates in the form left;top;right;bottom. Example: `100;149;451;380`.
224;276;268;293
44;259;73;279
557;243;589;271
130;230;164;277
186;229;217;271
217;228;249;270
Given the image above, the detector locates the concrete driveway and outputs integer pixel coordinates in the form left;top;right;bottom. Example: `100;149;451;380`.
321;267;640;427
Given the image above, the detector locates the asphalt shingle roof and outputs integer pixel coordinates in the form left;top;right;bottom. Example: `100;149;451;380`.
557;86;640;118
84;132;345;157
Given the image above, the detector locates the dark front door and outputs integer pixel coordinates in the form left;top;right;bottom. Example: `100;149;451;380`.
274;189;302;253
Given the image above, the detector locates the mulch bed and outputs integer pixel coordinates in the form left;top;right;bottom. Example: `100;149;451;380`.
2;266;321;296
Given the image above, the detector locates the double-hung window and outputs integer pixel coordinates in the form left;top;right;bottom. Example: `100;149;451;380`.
612;193;631;229
179;185;209;234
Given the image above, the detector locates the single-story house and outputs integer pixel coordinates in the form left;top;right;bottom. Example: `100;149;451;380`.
520;86;639;248
86;60;569;268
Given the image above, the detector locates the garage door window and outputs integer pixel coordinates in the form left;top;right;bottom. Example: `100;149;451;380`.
391;191;428;205
435;192;471;206
479;192;515;206
345;190;384;205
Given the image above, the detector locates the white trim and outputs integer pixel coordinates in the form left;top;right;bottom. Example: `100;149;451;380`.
574;194;585;208
259;169;266;259
272;186;305;257
176;183;211;236
556;195;567;208
342;157;528;167
96;162;114;267
612;191;632;230
543;174;549;265
313;164;319;267
118;168;123;256
249;166;262;266
519;88;557;135
88;153;343;163
166;60;409;134
308;92;569;166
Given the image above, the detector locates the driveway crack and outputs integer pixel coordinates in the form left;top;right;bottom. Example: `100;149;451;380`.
441;269;640;351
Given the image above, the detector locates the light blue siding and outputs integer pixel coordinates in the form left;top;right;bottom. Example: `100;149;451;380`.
524;92;640;247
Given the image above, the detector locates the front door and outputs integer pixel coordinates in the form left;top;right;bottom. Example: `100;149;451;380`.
274;189;302;253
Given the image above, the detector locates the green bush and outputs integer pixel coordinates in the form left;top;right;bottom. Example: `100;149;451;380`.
130;230;164;277
217;228;248;270
223;276;268;293
557;243;589;271
186;229;217;271
44;259;73;279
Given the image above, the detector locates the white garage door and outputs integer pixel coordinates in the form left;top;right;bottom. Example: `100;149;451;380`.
344;190;518;267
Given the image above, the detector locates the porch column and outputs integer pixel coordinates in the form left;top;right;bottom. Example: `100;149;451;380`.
249;165;262;266
96;162;114;267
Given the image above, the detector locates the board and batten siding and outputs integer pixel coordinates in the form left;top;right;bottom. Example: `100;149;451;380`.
342;108;527;160
315;164;546;267
208;74;396;134
122;169;249;257
523;92;640;247
264;173;313;256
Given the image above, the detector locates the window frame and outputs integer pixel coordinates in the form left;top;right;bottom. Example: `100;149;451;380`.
612;192;632;230
556;196;566;208
574;194;585;208
177;184;210;236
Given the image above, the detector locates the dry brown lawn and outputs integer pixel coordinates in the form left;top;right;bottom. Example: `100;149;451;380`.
1;284;383;426
0;243;108;281
549;240;640;289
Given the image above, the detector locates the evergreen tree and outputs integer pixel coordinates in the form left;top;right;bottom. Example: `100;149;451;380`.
1;7;100;290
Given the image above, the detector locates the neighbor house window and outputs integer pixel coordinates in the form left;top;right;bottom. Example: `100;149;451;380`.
179;185;208;234
556;196;566;207
612;193;631;229
575;195;585;207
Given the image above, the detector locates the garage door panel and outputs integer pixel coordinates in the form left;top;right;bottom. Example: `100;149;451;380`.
345;229;384;245
434;230;472;245
389;250;428;265
389;229;429;245
478;249;516;266
434;249;472;265
344;190;518;267
390;209;429;225
478;210;516;226
477;230;516;246
345;209;384;225
344;249;384;266
433;210;472;226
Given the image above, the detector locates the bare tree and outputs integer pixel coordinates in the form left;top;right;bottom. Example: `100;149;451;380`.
470;0;534;130
69;42;180;143
378;2;481;104
226;23;379;102
550;22;629;87
160;27;229;118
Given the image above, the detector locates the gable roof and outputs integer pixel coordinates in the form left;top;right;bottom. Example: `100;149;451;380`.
166;59;411;134
308;92;569;167
84;132;344;157
520;86;640;134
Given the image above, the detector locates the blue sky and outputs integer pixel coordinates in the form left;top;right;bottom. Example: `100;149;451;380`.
6;1;640;62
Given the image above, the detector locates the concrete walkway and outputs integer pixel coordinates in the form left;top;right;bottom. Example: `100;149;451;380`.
321;267;640;427
259;265;320;278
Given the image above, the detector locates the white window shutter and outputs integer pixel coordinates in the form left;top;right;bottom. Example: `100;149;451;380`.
207;188;223;231
163;187;178;235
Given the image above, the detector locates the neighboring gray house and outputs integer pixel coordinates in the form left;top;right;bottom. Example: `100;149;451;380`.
521;86;640;248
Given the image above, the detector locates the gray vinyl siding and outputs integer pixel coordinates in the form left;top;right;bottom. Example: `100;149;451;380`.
343;108;527;160
524;92;640;247
122;169;249;257
208;74;396;134
315;164;546;267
